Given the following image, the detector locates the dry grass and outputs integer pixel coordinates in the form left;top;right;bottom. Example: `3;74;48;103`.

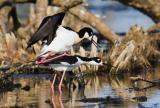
108;25;160;73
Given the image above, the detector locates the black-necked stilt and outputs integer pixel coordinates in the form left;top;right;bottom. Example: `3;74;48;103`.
40;55;103;92
38;26;96;58
27;12;97;61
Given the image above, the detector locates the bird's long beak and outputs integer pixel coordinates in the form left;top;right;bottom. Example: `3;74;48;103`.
88;36;98;47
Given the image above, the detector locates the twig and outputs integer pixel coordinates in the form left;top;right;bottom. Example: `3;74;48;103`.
130;76;160;86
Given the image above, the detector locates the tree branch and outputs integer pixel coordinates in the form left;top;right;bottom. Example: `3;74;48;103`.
69;6;119;43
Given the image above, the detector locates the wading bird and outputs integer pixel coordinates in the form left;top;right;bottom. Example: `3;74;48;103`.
27;12;97;63
40;55;103;92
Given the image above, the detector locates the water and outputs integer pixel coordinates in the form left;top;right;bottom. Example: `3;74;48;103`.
0;66;160;108
87;0;155;33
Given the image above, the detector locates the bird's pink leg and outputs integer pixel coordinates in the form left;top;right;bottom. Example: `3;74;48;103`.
58;92;64;108
51;95;57;108
44;51;55;58
58;70;66;93
51;73;57;93
58;71;66;108
45;51;69;60
36;52;69;64
50;73;57;108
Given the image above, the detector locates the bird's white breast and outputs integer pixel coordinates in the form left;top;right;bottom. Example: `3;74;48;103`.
40;26;79;55
49;64;76;71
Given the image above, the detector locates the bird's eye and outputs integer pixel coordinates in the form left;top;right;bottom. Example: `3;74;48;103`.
96;58;101;63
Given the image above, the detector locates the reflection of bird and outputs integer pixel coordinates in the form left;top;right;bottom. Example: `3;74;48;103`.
27;12;97;62
42;55;103;91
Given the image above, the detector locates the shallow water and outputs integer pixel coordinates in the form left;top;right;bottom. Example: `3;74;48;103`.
0;66;160;108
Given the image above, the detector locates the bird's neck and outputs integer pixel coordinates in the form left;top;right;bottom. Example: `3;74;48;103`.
75;32;89;44
74;36;84;44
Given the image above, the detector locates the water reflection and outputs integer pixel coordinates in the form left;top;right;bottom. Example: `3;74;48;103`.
0;67;160;108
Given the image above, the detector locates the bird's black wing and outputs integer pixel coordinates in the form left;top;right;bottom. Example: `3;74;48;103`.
36;16;52;31
45;55;78;65
27;12;65;48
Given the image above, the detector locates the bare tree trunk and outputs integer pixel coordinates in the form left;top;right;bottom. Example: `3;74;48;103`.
117;0;160;23
0;6;12;35
35;0;48;28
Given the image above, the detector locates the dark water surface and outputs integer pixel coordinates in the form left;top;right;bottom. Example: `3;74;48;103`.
0;66;160;108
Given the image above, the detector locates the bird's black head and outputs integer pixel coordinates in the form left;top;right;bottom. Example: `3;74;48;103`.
78;27;93;38
92;57;102;62
89;57;103;65
78;27;98;47
76;55;103;65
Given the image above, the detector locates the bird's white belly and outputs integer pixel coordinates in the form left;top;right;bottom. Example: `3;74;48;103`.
49;64;76;71
40;28;77;55
49;37;73;51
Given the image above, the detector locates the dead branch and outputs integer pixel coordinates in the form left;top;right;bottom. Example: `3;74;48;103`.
130;76;160;86
69;6;119;43
0;1;21;32
53;0;83;10
0;62;52;79
35;0;48;28
0;5;12;34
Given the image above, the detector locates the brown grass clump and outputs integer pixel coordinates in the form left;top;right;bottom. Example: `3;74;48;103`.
0;31;36;65
108;25;160;74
